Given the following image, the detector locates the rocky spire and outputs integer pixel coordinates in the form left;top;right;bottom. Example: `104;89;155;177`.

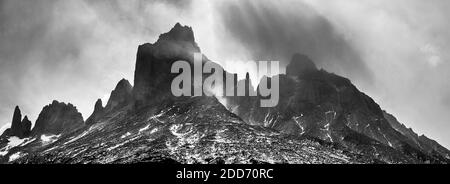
1;106;32;138
21;116;32;137
86;79;133;126
105;79;133;112
94;99;104;112
286;53;318;76
10;106;22;133
31;101;84;136
85;99;105;126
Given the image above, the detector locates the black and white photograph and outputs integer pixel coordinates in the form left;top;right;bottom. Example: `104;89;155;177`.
0;0;449;182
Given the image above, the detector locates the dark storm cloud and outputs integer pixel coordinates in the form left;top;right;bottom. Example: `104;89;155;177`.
217;0;373;83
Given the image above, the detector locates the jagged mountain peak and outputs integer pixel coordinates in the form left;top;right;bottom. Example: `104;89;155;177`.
156;22;196;44
94;99;103;111
31;100;84;136
22;115;30;122
115;78;132;92
21;116;31;136
151;23;201;57
86;99;105;126
133;23;203;107
13;106;20;114
11;106;22;130
286;53;318;76
49;100;75;108
105;79;133;112
1;106;31;139
137;23;200;56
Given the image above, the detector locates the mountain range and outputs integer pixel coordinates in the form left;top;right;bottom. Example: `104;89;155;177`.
0;23;449;164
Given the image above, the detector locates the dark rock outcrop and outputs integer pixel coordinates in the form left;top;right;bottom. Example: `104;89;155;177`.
10;106;22;133
21;116;32;137
85;99;105;126
133;23;202;108
105;79;133;112
157;23;198;46
286;53;318;76
85;79;133;126
1;106;32;138
31;101;84;136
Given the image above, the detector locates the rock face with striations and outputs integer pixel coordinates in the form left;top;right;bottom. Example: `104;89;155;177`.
31;101;84;136
1;106;32;139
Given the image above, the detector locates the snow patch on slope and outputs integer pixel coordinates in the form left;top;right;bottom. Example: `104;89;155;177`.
41;134;61;143
0;137;36;156
121;132;132;139
9;152;26;162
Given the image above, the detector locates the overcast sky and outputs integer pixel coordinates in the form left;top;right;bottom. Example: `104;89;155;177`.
0;0;449;148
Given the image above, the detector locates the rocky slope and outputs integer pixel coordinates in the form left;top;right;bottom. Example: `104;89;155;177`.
225;53;450;163
0;23;449;164
8;96;379;164
384;111;450;160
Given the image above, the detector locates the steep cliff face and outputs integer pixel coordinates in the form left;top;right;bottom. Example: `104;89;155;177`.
10;106;22;135
88;23;202;126
133;23;201;108
1;106;32;139
31;101;84;136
